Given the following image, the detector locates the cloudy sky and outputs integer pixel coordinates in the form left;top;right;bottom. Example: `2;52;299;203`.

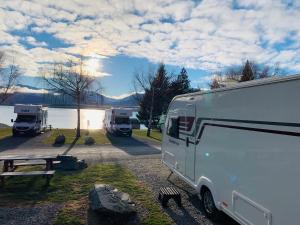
1;0;300;97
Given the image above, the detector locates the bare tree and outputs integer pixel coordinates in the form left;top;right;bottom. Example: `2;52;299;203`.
133;67;155;104
209;75;222;90
43;59;100;137
0;51;20;104
133;64;169;137
258;65;270;79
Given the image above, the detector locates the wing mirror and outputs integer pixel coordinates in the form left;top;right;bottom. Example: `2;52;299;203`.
11;119;13;123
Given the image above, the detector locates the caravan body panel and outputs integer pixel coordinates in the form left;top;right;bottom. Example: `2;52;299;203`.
162;75;300;225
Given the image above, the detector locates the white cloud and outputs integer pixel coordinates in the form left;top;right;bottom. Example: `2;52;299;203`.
23;36;47;47
0;0;299;79
0;86;48;94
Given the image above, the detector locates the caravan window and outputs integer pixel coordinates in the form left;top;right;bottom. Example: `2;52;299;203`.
115;117;130;124
167;117;179;138
16;115;36;123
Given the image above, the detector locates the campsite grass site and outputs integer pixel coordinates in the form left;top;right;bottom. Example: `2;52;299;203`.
0;163;171;225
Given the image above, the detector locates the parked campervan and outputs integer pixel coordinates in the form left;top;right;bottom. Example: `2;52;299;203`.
12;104;48;136
104;108;132;136
162;74;300;225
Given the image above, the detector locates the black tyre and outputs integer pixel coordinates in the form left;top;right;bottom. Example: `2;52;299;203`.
201;188;220;220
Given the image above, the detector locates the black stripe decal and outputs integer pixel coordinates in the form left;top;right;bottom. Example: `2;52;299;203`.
170;117;300;146
196;118;300;128
196;123;300;144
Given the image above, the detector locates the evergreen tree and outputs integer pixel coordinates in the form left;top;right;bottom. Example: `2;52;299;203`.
240;60;255;82
168;67;191;100
136;63;169;129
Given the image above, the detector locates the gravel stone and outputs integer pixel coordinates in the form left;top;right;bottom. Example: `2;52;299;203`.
0;203;61;225
121;158;240;225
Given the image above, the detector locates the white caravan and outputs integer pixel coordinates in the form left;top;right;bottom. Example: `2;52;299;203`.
104;108;132;136
162;74;300;225
12;104;48;136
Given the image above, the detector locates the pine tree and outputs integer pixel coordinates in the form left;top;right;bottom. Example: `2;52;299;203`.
240;60;254;82
136;63;169;131
168;67;191;100
176;67;190;94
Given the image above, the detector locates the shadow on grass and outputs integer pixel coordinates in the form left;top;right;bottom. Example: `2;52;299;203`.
105;133;161;156
0;135;34;152
63;137;80;155
0;164;135;206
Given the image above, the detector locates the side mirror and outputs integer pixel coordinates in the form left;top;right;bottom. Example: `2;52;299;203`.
11;119;13;123
110;121;112;124
38;120;42;123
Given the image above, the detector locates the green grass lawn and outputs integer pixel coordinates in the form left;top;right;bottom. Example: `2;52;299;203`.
43;129;111;145
133;129;162;142
0;128;12;140
0;164;172;225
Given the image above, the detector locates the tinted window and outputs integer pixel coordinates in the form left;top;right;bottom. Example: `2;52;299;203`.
115;117;130;124
167;117;179;138
16;115;36;123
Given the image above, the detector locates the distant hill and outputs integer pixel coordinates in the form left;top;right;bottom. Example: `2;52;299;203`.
3;86;142;107
0;123;10;128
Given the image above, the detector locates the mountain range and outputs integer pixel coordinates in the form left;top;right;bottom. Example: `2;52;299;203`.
4;85;141;107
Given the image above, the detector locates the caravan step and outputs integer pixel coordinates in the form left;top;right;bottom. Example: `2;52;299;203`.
158;186;182;207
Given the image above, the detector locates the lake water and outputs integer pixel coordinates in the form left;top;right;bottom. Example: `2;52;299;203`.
0;105;141;129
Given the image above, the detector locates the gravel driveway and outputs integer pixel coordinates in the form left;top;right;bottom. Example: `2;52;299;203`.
0;204;61;225
122;158;240;225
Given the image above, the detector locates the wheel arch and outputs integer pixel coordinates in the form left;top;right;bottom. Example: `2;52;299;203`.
197;176;220;209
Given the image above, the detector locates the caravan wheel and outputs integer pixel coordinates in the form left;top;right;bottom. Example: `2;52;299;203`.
201;188;220;220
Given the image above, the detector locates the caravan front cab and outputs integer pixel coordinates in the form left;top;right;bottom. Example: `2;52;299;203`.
12;104;48;136
104;108;132;136
162;74;300;225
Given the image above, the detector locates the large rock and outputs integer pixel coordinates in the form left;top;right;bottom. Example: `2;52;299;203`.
55;155;87;170
54;135;65;145
89;184;136;217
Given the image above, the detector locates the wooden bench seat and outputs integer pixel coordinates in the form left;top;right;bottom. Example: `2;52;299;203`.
158;186;182;207
14;161;61;167
0;170;55;186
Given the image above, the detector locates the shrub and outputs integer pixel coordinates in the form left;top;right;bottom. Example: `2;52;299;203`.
84;136;95;145
55;134;66;145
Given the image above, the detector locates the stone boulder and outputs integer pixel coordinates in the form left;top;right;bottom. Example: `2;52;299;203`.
54;134;65;145
84;136;95;145
89;184;136;218
55;155;87;170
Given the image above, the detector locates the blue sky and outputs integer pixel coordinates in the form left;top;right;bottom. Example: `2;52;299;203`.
0;0;300;97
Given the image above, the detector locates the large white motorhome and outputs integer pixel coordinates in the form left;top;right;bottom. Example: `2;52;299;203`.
162;74;300;225
12;104;48;136
104;108;132;136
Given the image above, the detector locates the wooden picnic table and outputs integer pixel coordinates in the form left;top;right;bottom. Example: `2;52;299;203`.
0;155;58;172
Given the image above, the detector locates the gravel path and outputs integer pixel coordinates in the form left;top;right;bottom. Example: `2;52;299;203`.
0;203;61;225
122;158;239;225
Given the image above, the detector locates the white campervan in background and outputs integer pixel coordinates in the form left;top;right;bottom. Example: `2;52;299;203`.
104;108;132;136
162;74;300;225
12;104;48;136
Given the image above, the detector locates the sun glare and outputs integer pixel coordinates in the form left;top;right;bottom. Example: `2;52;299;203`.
86;58;99;74
81;109;105;129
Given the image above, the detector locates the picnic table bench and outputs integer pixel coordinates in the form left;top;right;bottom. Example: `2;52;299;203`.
0;170;55;186
0;155;58;186
0;155;58;172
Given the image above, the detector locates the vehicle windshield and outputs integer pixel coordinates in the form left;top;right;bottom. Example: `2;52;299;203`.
115;117;130;124
16;115;36;123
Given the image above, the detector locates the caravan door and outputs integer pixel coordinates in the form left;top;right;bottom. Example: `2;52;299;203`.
183;103;196;181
